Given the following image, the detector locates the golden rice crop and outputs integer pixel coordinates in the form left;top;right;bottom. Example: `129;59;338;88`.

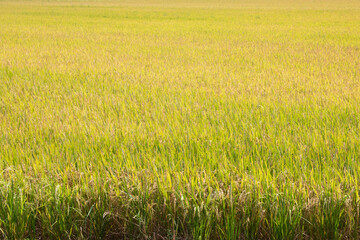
0;0;359;239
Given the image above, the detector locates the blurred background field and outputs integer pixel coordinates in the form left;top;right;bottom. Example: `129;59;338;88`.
0;0;360;239
1;0;360;9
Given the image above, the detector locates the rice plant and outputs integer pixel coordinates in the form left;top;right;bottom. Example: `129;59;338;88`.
0;0;359;239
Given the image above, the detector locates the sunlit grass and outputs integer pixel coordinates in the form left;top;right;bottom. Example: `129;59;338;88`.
0;1;360;239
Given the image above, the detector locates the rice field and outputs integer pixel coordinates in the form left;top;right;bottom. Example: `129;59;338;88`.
0;0;360;239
